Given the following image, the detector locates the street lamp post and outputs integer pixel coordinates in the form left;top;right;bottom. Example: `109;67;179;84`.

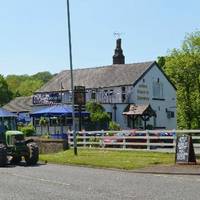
66;0;77;155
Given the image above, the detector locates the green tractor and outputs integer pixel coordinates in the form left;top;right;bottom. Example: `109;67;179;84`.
0;130;39;167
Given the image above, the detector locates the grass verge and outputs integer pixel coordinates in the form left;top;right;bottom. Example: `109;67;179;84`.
40;149;174;170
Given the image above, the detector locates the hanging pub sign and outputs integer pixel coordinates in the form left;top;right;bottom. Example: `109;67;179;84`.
175;134;196;164
74;86;86;105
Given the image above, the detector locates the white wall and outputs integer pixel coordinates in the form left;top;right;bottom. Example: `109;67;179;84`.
103;103;128;129
132;64;176;129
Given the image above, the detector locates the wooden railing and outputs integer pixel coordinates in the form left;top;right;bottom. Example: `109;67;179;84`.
67;130;200;152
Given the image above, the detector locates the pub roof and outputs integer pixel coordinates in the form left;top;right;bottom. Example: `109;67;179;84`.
36;61;156;93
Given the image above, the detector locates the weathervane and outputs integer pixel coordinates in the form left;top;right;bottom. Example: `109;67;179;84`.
113;32;124;39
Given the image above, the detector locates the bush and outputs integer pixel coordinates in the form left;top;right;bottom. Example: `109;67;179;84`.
89;136;100;147
107;132;115;136
18;124;35;137
109;121;121;131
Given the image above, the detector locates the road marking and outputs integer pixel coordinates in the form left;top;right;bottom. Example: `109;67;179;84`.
0;172;71;187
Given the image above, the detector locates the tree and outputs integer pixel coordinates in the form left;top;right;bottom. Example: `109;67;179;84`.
157;56;166;69
0;75;12;106
6;71;54;98
32;71;53;84
86;101;111;130
6;75;28;97
163;31;200;129
86;101;105;113
17;79;43;96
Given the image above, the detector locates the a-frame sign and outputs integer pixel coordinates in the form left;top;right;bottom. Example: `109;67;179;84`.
175;135;196;164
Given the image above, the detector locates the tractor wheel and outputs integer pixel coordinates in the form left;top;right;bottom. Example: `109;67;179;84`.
11;156;22;164
0;143;7;167
25;142;39;166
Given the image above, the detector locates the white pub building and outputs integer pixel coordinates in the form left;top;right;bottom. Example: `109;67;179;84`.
31;38;176;130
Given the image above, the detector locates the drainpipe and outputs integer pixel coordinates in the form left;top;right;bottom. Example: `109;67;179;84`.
113;103;117;122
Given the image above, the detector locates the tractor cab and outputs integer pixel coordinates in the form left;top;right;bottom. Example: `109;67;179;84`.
5;131;25;147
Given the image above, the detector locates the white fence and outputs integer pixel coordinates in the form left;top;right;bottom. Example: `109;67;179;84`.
68;130;200;152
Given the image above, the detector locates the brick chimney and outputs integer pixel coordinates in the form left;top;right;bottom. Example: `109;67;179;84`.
112;38;125;64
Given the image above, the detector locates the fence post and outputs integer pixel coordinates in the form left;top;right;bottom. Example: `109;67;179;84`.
101;130;105;149
123;135;126;149
83;131;86;147
146;130;150;150
68;131;72;147
173;130;176;152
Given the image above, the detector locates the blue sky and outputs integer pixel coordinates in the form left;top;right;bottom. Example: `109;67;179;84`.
0;0;200;76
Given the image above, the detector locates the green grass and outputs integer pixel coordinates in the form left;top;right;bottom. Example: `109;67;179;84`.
40;149;174;170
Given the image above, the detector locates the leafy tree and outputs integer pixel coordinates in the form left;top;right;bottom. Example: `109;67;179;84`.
163;31;200;129
6;71;54;98
157;56;166;69
6;75;29;97
17;79;43;96
86;101;111;130
32;71;53;84
0;75;13;106
86;101;105;113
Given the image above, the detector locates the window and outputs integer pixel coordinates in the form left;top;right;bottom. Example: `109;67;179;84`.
167;111;175;119
91;91;96;100
109;89;113;95
109;90;113;103
103;90;108;102
121;86;126;103
34;118;40;126
153;81;164;99
66;118;73;125
50;117;59;126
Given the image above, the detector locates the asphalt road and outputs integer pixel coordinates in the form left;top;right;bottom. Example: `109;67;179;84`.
0;163;199;200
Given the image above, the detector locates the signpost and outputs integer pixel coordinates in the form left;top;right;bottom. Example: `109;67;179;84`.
175;135;196;164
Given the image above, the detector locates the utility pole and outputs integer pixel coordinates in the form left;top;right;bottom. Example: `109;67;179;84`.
66;0;77;155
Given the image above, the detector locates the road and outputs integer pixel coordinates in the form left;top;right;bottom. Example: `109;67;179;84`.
0;163;199;200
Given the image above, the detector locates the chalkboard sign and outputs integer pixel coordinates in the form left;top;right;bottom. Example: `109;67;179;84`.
175;135;196;164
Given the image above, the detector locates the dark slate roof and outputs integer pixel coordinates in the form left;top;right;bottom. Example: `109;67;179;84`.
3;96;33;113
36;61;155;93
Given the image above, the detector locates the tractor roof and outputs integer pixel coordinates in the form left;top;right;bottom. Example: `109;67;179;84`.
5;131;24;136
